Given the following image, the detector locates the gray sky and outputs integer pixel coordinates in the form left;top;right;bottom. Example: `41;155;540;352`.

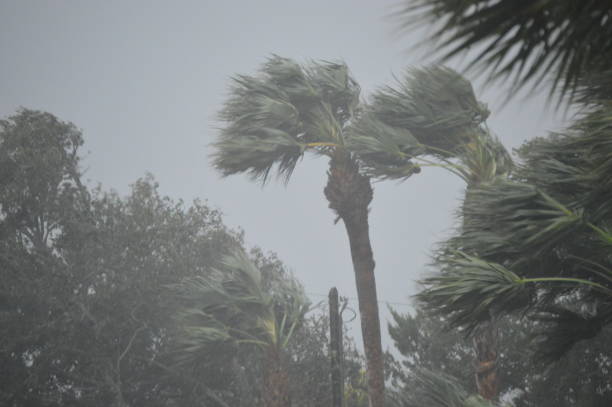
1;0;567;350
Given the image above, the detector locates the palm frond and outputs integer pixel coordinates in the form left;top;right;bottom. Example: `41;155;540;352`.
345;66;489;181
421;68;612;362
415;128;513;185
394;0;612;102
418;252;531;333
516;106;612;224
214;59;491;183
459;178;585;263
574;68;612;107
347;113;423;180
420;248;612;335
363;66;489;155
456;131;512;185
170;249;309;367
213;55;359;183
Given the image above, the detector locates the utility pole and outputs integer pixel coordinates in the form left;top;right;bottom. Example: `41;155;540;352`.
329;287;344;407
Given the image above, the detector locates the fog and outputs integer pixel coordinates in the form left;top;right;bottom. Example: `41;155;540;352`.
4;2;595;406
0;0;566;347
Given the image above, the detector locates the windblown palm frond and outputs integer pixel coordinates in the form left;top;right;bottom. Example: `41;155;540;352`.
420;103;612;361
459;178;589;262
412;129;513;185
420;251;612;342
418;252;532;333
214;57;491;183
574;67;612;108
394;0;612;101
348;66;490;180
213;55;359;183
171;249;309;367
455;132;512;185
516;108;612;224
347;115;423;180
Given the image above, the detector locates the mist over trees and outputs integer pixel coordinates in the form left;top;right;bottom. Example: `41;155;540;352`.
3;1;612;406
388;306;612;406
0;109;366;406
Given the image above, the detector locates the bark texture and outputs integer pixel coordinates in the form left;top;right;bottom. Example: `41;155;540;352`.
464;187;500;401
473;321;498;400
324;152;385;407
263;346;291;407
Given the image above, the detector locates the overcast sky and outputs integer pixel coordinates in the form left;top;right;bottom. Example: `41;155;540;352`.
1;0;568;350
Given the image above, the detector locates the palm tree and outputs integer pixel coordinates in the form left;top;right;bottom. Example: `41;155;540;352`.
416;88;612;366
395;0;612;399
394;0;612;102
212;56;489;407
422;129;512;400
171;249;309;407
459;133;512;401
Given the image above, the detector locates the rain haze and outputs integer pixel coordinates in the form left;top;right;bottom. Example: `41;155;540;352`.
5;1;595;406
0;0;564;344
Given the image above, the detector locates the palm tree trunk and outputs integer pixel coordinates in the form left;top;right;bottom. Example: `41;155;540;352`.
472;321;498;400
464;187;499;401
324;152;385;407
263;346;291;407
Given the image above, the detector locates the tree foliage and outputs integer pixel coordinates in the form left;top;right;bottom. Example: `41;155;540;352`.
1;109;369;407
213;55;489;184
394;0;612;101
170;249;309;407
388;306;612;406
416;51;612;374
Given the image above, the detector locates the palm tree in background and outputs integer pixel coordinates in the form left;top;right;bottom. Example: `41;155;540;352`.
171;250;309;407
400;110;612;399
417;86;612;369
394;0;612;103
212;56;490;407
444;132;513;400
396;123;513;400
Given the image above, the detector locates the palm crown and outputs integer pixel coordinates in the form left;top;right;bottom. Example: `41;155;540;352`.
212;56;489;183
171;249;309;366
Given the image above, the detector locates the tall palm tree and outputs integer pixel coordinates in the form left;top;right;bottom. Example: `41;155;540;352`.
394;0;612;102
171;249;309;407
212;56;489;407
